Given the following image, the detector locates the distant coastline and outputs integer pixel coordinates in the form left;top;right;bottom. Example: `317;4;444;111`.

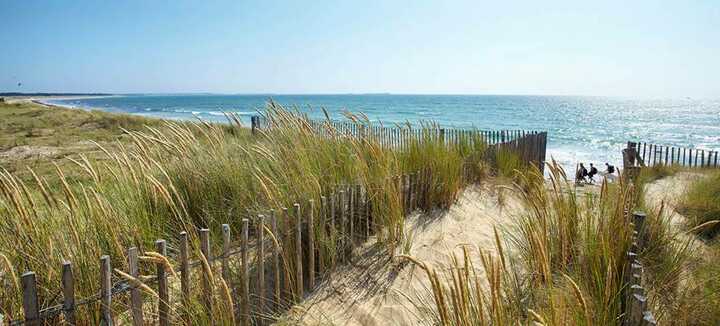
0;93;119;109
0;92;114;97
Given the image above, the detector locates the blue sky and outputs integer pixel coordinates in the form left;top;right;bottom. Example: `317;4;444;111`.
1;0;719;98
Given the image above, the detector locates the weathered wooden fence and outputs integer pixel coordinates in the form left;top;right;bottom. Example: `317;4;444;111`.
9;171;431;325
622;211;657;326
624;141;720;169
8;116;549;325
252;116;547;173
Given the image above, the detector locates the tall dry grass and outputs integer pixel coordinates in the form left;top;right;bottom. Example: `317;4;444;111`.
0;104;488;323
633;166;720;324
406;161;661;325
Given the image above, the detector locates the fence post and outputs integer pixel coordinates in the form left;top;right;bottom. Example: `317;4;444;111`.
294;203;304;300
199;228;213;318
366;185;372;237
331;192;337;268
179;231;191;316
355;184;363;240
128;247;144;326
633;211;647;249
629;291;647;325
308;199;316;290
271;210;281;310
402;175;410;212
257;214;266;322
339;190;346;263
319;196;327;275
349;186;355;247
282;207;292;300
241;218;250;326
156;240;170;326
61;261;76;325
221;224;231;283
100;255;113;326
22;272;40;326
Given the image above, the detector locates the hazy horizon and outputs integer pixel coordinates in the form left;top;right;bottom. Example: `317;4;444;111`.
2;1;719;98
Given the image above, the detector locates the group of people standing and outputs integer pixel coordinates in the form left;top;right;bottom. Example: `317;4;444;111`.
576;162;616;184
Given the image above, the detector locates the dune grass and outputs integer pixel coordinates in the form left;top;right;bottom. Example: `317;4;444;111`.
677;169;720;237
404;161;703;325
622;163;720;324
0;103;493;323
653;168;720;324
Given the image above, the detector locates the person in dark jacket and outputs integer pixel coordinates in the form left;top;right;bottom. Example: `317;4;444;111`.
588;163;598;183
605;163;615;174
576;163;588;183
602;162;617;182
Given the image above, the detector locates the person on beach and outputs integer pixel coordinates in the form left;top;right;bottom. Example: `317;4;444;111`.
576;163;588;183
605;163;615;174
602;163;617;182
588;163;598;183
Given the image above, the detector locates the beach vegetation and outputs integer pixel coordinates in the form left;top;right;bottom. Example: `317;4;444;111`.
0;102;490;323
406;161;702;325
677;169;720;237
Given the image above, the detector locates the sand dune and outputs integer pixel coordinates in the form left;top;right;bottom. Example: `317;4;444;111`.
284;183;523;325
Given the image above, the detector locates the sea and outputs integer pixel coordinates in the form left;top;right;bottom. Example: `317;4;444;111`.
47;94;720;174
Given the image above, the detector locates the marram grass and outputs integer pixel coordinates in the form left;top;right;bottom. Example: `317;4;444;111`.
0;104;487;323
404;162;656;325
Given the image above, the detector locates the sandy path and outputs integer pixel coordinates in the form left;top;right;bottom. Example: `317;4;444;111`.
643;171;711;265
284;183;522;325
643;172;705;229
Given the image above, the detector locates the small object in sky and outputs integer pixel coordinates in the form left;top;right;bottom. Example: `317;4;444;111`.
17;82;22;87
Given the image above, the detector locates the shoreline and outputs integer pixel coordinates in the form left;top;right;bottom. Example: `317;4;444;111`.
3;95;119;109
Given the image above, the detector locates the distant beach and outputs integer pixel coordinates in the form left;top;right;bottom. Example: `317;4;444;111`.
1;94;118;108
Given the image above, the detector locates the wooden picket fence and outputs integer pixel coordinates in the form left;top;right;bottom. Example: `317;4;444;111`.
251;116;548;173
8;116;549;325
624;141;720;169
622;211;657;326
9;171;434;325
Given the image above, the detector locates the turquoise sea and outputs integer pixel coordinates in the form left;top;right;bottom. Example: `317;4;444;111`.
48;94;720;173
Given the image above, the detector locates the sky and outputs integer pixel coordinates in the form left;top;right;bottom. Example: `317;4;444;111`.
1;0;719;98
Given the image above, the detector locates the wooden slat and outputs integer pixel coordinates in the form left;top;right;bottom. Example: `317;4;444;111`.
199;228;213;317
257;214;266;321
156;240;170;326
221;224;231;282
100;255;113;325
339;190;346;263
294;203;303;300
281;207;291;300
61;261;76;325
22;272;40;326
330;192;336;263
270;210;281;310
179;231;191;314
365;186;371;237
308;199;316;290
319;196;327;275
128;247;144;326
241;218;250;326
349;185;355;247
